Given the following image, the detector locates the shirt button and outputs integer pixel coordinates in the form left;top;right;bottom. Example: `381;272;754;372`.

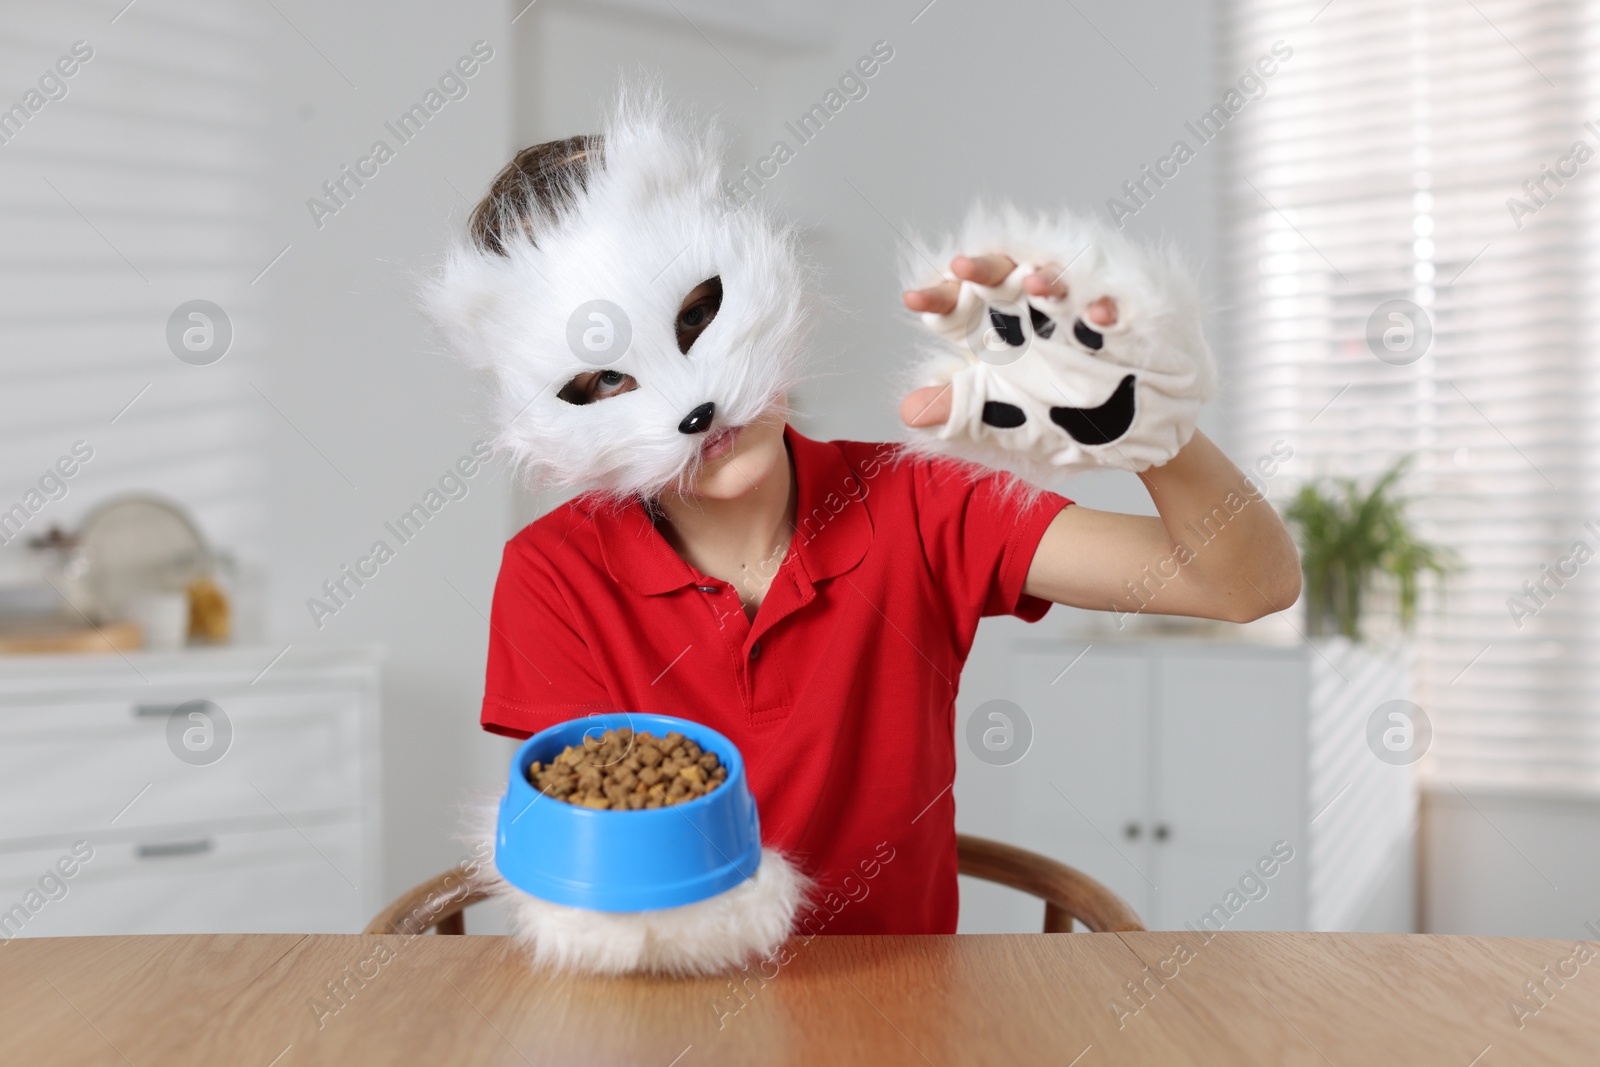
749;641;762;661
696;584;719;593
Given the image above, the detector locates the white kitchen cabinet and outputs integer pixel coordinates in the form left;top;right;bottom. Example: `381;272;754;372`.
954;621;1415;934
0;646;380;937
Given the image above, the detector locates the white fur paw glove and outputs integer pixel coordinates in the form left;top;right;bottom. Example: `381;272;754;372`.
902;206;1217;482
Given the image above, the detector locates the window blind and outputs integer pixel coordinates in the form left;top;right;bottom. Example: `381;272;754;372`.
1219;0;1600;790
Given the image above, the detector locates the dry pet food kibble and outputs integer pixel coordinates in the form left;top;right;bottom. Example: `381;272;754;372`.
527;728;728;811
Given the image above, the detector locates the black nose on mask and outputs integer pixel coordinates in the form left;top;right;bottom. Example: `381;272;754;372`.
678;401;716;435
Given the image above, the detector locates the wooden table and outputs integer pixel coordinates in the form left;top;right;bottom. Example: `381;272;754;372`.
2;931;1596;1065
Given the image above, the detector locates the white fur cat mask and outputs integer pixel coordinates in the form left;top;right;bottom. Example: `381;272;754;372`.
901;204;1217;483
423;93;815;500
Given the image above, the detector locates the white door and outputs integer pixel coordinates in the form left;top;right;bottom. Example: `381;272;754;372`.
1002;637;1156;924
1151;648;1306;931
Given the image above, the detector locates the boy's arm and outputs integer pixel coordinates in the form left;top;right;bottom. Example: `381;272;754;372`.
904;253;1301;625
1022;430;1301;623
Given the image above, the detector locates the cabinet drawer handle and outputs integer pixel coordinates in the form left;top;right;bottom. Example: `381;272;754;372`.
1152;824;1171;842
136;838;213;859
132;703;185;718
1123;822;1142;841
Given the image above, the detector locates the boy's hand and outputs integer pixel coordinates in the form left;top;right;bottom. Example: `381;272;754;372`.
888;212;1298;625
899;254;1117;427
896;207;1216;481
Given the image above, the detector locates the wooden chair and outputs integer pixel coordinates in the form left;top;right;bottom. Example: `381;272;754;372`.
365;832;1144;936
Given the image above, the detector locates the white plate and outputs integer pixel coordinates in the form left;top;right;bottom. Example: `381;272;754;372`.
76;496;208;621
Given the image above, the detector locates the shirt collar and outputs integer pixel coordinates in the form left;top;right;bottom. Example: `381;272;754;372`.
581;424;873;596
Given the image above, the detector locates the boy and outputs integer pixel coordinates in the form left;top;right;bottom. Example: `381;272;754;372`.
427;99;1300;936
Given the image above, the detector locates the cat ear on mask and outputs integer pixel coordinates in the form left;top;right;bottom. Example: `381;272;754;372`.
420;248;515;376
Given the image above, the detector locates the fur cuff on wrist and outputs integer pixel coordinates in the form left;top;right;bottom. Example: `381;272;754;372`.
462;793;809;977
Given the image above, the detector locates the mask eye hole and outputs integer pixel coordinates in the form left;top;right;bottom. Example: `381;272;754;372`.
557;369;638;406
676;276;722;354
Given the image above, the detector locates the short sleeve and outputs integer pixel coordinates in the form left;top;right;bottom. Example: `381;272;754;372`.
481;536;616;739
911;456;1074;623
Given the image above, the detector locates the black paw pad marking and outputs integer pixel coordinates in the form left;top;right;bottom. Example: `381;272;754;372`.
1049;373;1136;445
982;401;1027;428
988;308;1025;347
1029;305;1056;340
1073;319;1104;351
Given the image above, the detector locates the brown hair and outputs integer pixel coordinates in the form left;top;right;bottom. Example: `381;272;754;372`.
468;134;603;255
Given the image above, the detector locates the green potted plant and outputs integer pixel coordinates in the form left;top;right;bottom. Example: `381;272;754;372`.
1284;454;1459;641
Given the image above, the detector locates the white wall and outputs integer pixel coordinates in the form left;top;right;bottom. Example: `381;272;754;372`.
253;1;517;901
1423;787;1600;940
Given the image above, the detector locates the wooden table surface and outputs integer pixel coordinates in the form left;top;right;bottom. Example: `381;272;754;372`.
2;931;1596;1066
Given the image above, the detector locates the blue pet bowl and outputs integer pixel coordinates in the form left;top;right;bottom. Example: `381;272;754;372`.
494;713;763;912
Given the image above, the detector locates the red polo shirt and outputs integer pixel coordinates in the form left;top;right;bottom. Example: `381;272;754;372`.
481;424;1073;934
